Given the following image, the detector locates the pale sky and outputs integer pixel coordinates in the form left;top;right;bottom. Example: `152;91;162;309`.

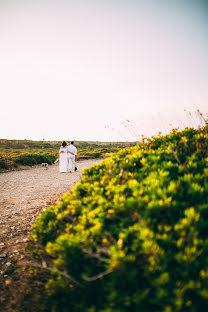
0;0;207;141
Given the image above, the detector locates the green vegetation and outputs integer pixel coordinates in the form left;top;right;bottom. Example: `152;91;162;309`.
0;140;134;170
0;151;57;169
26;126;208;312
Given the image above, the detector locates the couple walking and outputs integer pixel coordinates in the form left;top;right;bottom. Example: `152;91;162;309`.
59;141;77;173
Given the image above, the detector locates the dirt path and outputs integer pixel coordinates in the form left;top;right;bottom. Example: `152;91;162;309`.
0;159;101;271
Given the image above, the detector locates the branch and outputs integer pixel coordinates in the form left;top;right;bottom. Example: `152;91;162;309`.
21;261;82;287
82;268;113;282
82;247;110;264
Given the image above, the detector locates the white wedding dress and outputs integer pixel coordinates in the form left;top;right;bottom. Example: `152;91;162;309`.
59;147;68;173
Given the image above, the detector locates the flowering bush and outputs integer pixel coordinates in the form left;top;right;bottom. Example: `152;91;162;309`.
29;126;208;312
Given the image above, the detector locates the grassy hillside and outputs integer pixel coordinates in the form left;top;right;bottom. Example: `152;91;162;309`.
22;125;208;312
0;139;135;150
0;140;135;170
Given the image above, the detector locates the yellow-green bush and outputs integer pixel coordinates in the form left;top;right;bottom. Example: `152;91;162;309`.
29;126;208;312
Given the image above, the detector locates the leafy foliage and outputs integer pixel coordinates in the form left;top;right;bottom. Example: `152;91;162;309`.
14;152;57;166
28;126;208;311
0;151;57;168
0;158;9;169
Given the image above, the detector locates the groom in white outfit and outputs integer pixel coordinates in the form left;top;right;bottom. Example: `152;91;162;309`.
67;141;77;172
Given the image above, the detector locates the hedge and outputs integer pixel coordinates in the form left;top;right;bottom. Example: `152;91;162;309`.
29;126;208;312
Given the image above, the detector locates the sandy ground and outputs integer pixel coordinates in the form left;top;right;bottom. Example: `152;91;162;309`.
0;159;101;272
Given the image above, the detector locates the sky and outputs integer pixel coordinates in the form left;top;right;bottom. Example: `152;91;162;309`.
0;0;207;141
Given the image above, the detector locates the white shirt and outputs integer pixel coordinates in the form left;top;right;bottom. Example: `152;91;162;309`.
67;145;77;156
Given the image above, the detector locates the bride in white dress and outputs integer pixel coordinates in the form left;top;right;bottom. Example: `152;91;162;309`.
59;141;68;173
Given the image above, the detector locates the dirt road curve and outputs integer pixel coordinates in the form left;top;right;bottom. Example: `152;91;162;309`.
0;159;101;267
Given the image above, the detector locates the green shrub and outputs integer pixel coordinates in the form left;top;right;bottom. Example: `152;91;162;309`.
14;153;57;166
0;158;9;169
29;126;208;312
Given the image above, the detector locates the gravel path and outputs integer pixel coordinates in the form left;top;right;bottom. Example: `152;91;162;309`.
0;159;101;266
